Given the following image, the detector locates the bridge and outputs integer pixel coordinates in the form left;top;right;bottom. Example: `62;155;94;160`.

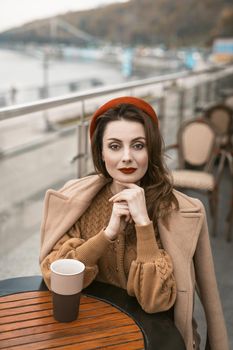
0;17;108;46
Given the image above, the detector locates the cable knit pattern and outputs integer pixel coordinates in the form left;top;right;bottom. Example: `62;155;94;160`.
40;184;176;313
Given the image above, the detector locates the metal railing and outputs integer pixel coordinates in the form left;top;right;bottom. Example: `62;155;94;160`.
0;64;233;178
0;70;190;121
1;66;232;121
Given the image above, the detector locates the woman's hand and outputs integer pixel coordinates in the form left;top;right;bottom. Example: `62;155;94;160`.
104;201;131;240
109;182;151;226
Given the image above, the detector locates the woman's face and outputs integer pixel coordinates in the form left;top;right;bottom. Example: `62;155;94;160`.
102;119;148;184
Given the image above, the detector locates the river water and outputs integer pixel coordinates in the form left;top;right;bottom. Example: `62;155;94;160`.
0;47;126;106
0;46;184;106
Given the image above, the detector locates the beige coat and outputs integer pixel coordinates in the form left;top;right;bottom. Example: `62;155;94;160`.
40;175;229;350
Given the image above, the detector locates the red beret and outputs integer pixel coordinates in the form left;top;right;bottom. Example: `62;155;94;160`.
89;96;158;139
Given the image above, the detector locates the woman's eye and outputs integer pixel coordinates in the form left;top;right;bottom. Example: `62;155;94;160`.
109;144;120;150
133;143;145;150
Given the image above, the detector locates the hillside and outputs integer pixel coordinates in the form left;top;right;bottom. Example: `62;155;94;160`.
1;0;233;47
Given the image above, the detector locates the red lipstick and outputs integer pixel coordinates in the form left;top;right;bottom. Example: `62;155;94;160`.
119;168;137;174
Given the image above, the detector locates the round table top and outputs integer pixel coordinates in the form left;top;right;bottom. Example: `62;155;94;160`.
0;290;144;349
0;276;186;350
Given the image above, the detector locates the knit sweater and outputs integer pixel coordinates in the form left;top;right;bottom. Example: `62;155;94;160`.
41;184;176;313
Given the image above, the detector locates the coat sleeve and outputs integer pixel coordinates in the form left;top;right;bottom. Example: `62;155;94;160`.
127;222;177;313
40;221;113;290
194;203;229;350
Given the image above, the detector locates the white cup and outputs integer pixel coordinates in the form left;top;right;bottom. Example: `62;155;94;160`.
50;259;85;322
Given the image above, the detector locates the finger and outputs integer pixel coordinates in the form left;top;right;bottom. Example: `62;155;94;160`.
109;183;139;202
116;209;130;218
116;204;130;216
109;191;132;202
124;213;132;222
109;194;122;202
109;193;120;202
113;201;128;209
115;204;129;210
110;193;133;203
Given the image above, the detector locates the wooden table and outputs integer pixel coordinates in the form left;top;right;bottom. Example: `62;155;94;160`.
0;276;186;350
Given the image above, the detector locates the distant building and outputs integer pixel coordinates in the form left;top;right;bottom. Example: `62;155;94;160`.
212;38;233;63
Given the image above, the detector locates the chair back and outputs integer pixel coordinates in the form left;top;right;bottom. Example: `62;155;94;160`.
177;119;217;171
204;104;233;146
225;96;233;109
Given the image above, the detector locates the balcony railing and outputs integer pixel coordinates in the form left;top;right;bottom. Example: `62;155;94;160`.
0;64;233;178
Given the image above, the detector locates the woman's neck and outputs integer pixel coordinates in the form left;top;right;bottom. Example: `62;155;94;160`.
110;181;125;195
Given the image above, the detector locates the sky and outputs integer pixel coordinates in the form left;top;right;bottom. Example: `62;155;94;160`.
0;0;129;33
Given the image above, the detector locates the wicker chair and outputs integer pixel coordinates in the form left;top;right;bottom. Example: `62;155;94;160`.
204;104;233;179
166;118;223;237
204;104;233;152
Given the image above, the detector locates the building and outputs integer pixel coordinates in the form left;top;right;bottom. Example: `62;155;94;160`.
212;38;233;63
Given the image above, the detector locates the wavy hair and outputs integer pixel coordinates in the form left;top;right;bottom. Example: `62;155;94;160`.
91;103;178;225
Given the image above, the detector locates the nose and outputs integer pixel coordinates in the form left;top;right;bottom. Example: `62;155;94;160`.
122;147;132;163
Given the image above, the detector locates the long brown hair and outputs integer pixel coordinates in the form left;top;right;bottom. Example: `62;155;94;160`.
91;103;178;224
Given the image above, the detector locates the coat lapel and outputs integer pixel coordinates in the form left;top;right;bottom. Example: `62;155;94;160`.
40;175;108;262
158;192;205;348
158;191;204;288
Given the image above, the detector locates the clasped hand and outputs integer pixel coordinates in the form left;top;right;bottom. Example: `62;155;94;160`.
104;182;150;240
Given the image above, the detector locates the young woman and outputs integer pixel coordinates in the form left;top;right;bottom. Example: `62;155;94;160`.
40;96;228;350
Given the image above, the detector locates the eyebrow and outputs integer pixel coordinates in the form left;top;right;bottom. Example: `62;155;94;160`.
106;137;146;142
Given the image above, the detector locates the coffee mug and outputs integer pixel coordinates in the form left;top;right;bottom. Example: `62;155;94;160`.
50;259;85;322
